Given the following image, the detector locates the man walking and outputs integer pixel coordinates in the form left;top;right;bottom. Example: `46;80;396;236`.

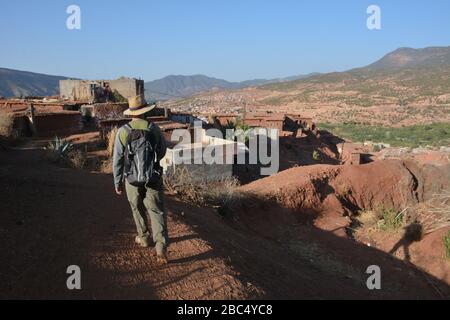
113;94;169;264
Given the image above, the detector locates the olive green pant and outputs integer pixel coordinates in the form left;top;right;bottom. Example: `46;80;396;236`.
125;181;168;254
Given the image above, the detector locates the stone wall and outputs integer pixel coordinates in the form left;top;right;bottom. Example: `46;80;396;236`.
109;78;144;99
32;113;83;137
60;78;144;102
59;80;93;101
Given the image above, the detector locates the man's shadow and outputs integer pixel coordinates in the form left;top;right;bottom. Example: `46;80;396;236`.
389;223;423;262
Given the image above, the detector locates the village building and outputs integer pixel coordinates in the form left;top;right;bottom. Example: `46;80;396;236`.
161;127;242;182
59;77;144;103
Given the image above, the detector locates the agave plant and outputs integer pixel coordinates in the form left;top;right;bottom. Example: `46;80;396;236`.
48;136;73;159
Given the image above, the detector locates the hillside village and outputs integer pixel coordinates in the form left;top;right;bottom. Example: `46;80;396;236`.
3;0;450;305
0;54;449;298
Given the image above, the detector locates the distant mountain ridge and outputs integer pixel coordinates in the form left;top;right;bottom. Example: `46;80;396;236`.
144;74;317;101
0;67;315;100
261;46;450;89
162;46;450;128
363;46;450;70
2;46;450;100
0;68;68;98
146;46;450;101
144;75;234;101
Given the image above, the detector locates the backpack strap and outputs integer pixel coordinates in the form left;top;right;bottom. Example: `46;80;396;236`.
147;122;159;143
122;123;133;152
123;123;132;134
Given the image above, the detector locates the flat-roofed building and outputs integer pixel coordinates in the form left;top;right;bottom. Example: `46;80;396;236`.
60;77;144;102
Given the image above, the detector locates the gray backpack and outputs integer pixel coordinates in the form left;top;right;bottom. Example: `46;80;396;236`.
123;123;161;187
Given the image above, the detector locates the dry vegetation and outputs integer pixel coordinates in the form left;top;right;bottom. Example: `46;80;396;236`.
353;190;450;260
46;137;88;169
355;191;450;237
67;149;88;169
163;166;242;215
98;127;118;174
413;190;450;235
107;126;118;157
0;110;14;141
354;207;405;237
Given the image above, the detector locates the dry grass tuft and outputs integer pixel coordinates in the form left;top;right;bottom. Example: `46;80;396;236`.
0;110;14;138
413;190;450;234
163;166;242;214
164;166;204;204
100;157;113;174
107;127;118;157
68;149;88;169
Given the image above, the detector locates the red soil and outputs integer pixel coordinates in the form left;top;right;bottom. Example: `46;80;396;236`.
0;140;448;299
238;160;450;290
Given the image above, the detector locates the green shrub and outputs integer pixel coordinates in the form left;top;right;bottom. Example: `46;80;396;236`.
46;137;86;169
318;122;450;148
111;90;127;103
222;119;251;143
47;136;73;159
312;150;320;161
444;231;450;259
378;207;403;231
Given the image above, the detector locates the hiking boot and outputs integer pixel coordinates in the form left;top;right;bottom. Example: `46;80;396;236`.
135;236;150;248
156;250;168;264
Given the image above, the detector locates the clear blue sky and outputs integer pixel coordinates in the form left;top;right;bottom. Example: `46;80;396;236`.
0;0;449;81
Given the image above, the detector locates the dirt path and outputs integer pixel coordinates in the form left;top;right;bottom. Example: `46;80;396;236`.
0;148;449;299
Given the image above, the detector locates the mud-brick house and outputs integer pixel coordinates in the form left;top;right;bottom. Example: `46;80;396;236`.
169;112;200;125
243;113;285;131
161;128;243;182
59;77;144;102
213;114;239;126
285;114;315;131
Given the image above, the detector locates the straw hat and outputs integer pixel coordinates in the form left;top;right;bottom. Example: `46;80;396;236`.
123;94;156;116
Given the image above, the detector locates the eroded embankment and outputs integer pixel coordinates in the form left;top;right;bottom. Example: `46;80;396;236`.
235;159;450;287
240;159;450;221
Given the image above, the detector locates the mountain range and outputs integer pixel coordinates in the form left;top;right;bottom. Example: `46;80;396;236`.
161;46;450;127
0;68;67;98
365;46;450;71
0;67;314;100
143;74;317;101
260;46;450;97
1;46;450;100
